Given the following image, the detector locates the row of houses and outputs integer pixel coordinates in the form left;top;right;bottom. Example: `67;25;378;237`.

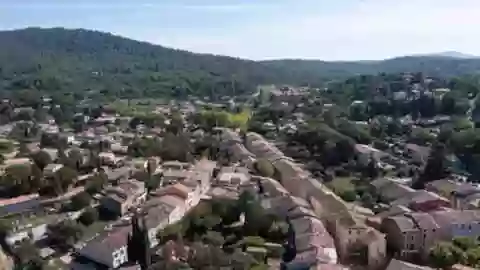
382;210;480;261
74;159;216;269
233;131;389;269
365;176;480;264
261;193;340;269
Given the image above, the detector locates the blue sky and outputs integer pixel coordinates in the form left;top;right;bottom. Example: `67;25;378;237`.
0;0;479;61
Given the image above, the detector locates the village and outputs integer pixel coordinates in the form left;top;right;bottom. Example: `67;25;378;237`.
0;79;479;270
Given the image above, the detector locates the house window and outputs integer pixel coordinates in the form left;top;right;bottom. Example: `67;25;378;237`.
112;246;128;268
469;225;472;230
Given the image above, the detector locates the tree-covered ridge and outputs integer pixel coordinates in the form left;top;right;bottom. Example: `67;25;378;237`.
0;27;316;100
3;28;480;100
263;56;480;79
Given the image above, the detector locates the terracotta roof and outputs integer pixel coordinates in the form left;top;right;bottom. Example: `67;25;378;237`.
377;182;416;202
288;206;316;219
430;210;480;227
257;176;289;196
142;200;175;229
164;183;192;199
385;259;433;270
392;190;448;206
77;224;131;268
104;166;131;181
162;161;189;171
104;180;145;203
408;213;439;230
156;194;185;208
295;233;335;253
376;205;412;218
358;229;385;245
291;216;328;236
386;216;417;232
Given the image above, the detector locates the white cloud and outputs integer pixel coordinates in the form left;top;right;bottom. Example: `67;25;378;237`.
0;1;274;12
4;0;480;60
153;0;480;60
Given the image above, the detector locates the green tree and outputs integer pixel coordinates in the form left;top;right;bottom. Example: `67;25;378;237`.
466;247;480;268
85;172;107;194
254;159;275;178
340;190;357;202
71;192;92;210
78;207;99;226
202;231;225;246
409;128;435;146
31;150;52;170
55;166;78;192
66;148;83;170
416;143;450;188
2;164;33;195
453;237;478;251
13;240;43;269
47;221;83;250
429;242;462;269
0;140;14;154
0;219;12;238
360;192;375;208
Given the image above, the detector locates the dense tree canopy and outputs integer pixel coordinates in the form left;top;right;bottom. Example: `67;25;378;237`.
4;28;480;102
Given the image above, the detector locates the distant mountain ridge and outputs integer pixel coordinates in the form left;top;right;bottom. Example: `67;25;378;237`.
407;51;479;59
1;27;480;98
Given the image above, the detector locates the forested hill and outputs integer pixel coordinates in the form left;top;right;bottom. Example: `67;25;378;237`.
2;28;480;99
262;56;480;79
0;27;292;99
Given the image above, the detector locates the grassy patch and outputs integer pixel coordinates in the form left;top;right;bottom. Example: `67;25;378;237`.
326;177;355;194
107;99;158;117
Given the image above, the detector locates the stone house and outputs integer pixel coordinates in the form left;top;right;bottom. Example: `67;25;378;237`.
141;199;179;248
74;224;131;269
404;144;430;165
382;215;421;260
154;195;186;225
391;190;450;212
99;152;117;166
370;178;416;203
430;210;480;240
382;212;440;261
308;186;386;269
152;183;200;211
100;180;147;216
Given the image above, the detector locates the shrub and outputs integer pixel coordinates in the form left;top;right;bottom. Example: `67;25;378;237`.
71;192;92;210
244;236;266;247
340;190;357;202
78;208;99;226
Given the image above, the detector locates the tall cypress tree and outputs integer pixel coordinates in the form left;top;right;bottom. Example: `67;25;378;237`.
128;213;151;270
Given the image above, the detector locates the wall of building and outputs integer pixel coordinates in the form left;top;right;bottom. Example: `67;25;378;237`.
101;197;122;216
